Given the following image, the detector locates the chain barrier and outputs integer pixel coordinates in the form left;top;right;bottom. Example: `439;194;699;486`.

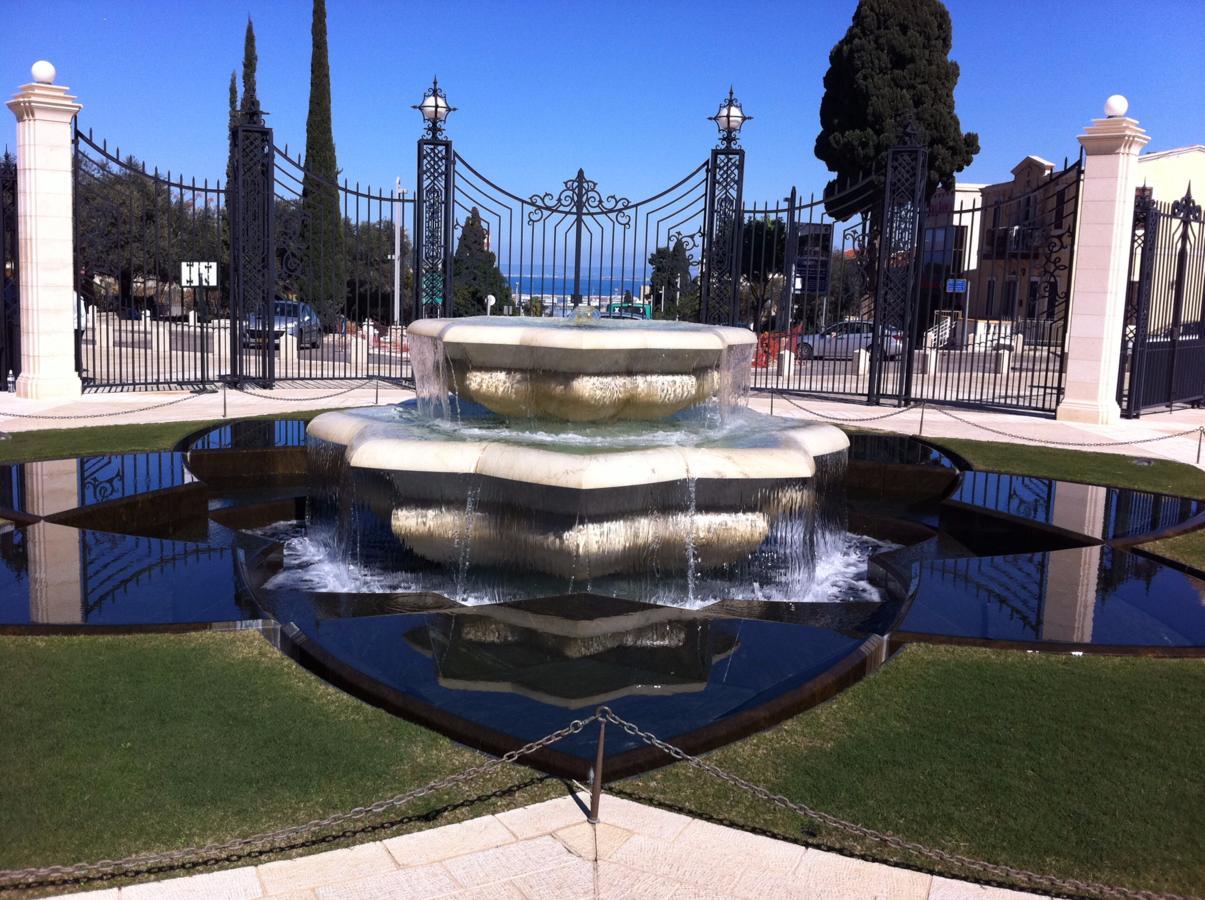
0;714;598;889
0;380;398;423
772;393;922;422
234;380;380;402
594;708;1190;900
0;392;203;421
766;391;1205;454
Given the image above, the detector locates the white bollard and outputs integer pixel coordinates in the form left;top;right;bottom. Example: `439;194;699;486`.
851;347;870;376
776;349;795;377
918;349;939;376
994;347;1012;375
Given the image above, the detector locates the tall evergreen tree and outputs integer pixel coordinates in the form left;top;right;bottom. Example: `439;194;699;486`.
452;208;510;317
300;0;345;322
239;18;259;120
225;71;237;188
648;239;697;320
815;0;978;215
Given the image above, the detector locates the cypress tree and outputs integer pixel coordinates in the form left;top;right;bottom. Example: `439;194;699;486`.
239;18;259;120
225;70;237;188
815;0;978;214
300;0;345;323
452;208;510;316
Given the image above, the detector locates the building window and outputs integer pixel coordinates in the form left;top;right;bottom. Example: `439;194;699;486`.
986;279;996;318
1027;279;1040;318
1004;279;1018;318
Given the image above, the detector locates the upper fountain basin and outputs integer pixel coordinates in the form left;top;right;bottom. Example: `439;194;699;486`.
408;317;757;422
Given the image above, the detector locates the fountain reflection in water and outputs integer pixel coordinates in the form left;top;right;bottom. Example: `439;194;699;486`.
293;316;865;609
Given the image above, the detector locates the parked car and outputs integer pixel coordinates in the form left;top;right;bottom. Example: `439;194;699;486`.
794;320;904;360
243;299;324;349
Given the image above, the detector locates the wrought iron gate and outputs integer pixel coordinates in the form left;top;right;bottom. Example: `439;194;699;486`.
1120;186;1205;417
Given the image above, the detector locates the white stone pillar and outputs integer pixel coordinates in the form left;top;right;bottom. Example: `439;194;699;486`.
1056;96;1149;425
7;62;83;400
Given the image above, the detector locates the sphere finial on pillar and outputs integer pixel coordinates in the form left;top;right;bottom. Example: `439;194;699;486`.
30;60;56;85
1104;94;1129;117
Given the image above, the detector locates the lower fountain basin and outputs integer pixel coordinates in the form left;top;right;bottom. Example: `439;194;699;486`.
306;403;848;582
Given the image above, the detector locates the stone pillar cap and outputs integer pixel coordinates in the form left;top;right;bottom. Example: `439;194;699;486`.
7;80;82;120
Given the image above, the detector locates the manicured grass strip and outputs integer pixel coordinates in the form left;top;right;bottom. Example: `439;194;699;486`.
0;631;557;873
0;410;335;464
625;644;1205;896
927;435;1205;499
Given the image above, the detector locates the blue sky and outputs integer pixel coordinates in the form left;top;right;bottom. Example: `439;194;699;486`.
5;0;1204;204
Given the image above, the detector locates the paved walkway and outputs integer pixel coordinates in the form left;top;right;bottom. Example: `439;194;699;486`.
1;383;1202;470
62;792;1038;899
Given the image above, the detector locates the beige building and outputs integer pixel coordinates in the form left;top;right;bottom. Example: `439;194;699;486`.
1136;145;1205;202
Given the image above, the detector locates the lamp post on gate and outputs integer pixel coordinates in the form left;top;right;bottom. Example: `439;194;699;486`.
412;78;456;319
701;88;750;325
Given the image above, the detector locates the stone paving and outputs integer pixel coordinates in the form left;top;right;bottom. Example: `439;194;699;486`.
60;792;1040;899
0;383;1201;471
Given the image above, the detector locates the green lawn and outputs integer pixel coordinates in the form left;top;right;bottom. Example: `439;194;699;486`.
625;644;1205;896
928;434;1205;499
0;410;336;464
0;632;559;880
2;635;1201;895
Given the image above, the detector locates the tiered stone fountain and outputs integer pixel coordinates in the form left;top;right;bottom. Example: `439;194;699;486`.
306;315;849;605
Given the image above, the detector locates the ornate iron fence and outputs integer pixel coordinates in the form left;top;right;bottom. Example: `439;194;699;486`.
1120;185;1205;417
751;145;1082;415
73;127;228;390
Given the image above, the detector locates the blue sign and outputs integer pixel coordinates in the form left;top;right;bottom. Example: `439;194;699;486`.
945;278;968;294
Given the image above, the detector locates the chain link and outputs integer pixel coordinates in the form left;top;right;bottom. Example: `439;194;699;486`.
0;392;204;421
769;392;1205;453
235;380;381;402
773;393;921;422
932;405;1204;449
0;714;597;888
595;708;1190;900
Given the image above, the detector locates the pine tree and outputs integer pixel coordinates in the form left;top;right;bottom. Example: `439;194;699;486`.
452;208;510;317
300;0;346;323
815;0;978;214
239;18;259;121
648;239;697;320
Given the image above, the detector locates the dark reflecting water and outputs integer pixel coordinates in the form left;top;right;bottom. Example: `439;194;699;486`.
267;591;869;759
900;546;1205;648
949;471;1205;541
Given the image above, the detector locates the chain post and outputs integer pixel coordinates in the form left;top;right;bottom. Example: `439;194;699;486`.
1197;426;1202;465
588;717;607;824
375;379;379;406
222;383;227;418
918;400;926;437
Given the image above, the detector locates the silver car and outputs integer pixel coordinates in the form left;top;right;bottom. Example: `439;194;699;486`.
244;300;324;349
795;320;903;360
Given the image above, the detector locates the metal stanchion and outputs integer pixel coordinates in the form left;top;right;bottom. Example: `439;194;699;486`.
222;383;227;418
587;718;607;824
1197;427;1203;465
375;379;379;406
918;400;926;437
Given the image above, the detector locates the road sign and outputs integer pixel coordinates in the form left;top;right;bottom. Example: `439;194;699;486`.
945;278;968;294
181;261;218;288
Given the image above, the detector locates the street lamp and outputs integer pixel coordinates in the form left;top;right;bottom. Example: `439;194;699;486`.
413;77;455;138
709;87;751;148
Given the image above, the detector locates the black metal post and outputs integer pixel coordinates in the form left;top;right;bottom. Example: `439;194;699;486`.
918;399;926;437
415;137;454;319
869;130;928;405
588;718;607;824
572;169;586;306
777;187;799;335
702;146;745;325
229;107;275;387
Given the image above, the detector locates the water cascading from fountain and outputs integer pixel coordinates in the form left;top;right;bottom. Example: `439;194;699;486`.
297;316;865;608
